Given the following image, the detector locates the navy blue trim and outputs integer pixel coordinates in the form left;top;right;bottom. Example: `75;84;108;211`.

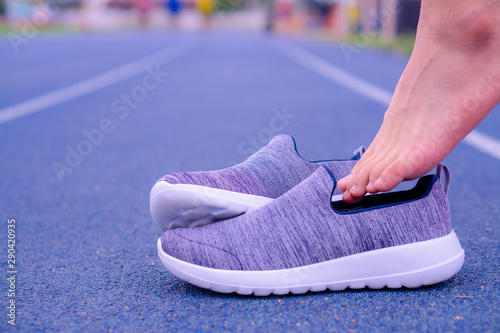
321;165;338;190
321;165;343;205
289;135;362;164
331;175;438;215
351;153;361;160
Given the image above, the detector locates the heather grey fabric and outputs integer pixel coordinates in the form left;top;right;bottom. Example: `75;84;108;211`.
161;166;452;271
158;134;359;197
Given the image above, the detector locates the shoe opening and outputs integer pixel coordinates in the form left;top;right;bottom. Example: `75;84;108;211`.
332;175;438;214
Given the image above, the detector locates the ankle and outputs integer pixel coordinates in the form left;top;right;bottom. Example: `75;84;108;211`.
454;11;498;53
419;1;500;55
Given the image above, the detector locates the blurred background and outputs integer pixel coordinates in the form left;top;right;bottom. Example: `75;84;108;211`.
0;0;421;46
2;0;500;331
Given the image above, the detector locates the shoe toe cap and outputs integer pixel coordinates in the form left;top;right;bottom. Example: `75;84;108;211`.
161;230;243;270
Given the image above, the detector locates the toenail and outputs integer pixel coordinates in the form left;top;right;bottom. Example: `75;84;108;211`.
351;185;358;194
375;178;385;186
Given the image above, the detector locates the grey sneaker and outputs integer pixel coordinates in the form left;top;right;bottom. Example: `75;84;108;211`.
150;134;365;230
158;164;464;296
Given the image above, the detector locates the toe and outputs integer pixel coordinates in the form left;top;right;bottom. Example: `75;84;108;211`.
342;190;363;204
366;182;378;193
348;184;367;198
340;165;372;203
337;174;352;192
373;160;405;192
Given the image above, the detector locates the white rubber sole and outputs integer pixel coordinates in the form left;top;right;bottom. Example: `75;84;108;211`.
150;182;274;231
157;231;464;296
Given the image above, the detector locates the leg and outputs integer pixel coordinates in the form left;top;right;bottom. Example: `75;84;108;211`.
338;0;500;203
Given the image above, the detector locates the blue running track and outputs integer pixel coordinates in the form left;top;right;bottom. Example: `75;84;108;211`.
0;30;498;332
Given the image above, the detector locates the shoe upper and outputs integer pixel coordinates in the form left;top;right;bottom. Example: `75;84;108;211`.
161;166;452;271
157;134;359;198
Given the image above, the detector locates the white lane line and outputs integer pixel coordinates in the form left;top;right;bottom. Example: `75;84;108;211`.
463;131;500;160
275;42;393;106
0;41;194;125
275;41;500;161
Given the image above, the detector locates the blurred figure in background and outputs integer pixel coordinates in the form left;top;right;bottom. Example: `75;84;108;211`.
135;0;154;28
164;0;181;29
0;0;6;24
347;1;360;33
264;0;275;32
196;0;214;29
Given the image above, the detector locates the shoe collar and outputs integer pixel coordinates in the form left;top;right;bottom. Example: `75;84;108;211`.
274;134;365;163
322;164;450;215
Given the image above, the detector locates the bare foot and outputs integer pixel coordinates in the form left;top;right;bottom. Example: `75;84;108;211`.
338;0;500;203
